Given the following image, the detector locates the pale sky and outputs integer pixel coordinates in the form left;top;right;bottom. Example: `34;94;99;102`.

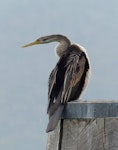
1;0;118;149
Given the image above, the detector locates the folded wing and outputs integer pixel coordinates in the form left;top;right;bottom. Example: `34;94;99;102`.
46;51;88;132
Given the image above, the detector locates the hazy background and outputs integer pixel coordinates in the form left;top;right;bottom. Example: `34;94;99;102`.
1;0;118;149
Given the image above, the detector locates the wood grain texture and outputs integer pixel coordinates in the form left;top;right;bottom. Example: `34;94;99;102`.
46;118;118;150
104;118;118;150
46;121;60;150
60;119;105;150
46;101;118;150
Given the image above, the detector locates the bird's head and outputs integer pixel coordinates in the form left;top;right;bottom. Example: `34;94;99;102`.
21;35;63;48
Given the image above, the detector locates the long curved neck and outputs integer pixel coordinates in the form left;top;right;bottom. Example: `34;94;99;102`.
55;35;71;57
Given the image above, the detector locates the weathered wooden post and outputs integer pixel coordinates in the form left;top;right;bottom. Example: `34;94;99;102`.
46;100;118;150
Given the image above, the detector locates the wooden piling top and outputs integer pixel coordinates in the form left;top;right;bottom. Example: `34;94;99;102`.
46;100;118;150
62;100;118;119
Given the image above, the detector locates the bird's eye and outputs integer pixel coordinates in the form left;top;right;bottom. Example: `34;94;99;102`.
43;38;47;41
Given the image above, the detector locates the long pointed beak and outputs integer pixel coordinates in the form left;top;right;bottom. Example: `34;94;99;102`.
21;40;41;48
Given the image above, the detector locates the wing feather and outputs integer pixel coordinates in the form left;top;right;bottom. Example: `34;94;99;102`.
62;53;86;103
47;56;66;114
47;52;86;113
47;66;58;113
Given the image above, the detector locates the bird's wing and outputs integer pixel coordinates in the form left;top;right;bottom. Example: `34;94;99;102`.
61;52;86;103
48;66;58;99
47;67;57;113
47;56;66;114
46;52;87;132
47;52;86;114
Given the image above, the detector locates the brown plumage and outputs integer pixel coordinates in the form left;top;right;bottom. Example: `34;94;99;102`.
22;34;91;132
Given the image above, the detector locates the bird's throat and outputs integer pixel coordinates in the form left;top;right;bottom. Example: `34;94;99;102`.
56;40;70;57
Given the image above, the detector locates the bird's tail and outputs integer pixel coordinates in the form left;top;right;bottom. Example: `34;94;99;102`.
46;104;64;133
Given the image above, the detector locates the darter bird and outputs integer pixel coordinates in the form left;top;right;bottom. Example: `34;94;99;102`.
22;34;91;132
